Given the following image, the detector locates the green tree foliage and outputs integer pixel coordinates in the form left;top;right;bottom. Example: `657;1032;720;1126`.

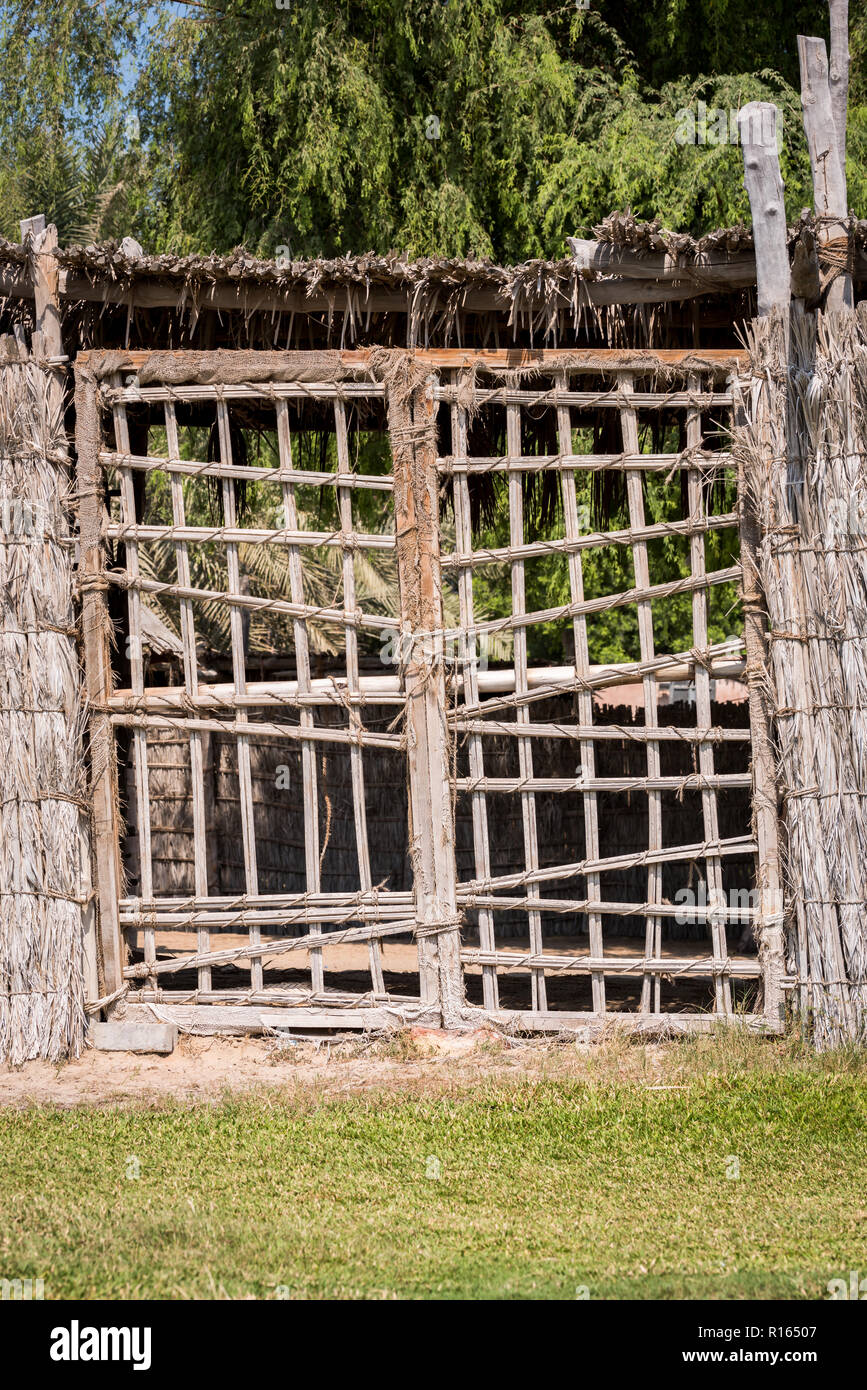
2;2;862;256
0;2;148;242
2;1;864;666
132;0;846;260
605;0;829;91
469;425;742;666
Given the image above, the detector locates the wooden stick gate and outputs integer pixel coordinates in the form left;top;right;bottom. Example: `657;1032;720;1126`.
75;347;784;1036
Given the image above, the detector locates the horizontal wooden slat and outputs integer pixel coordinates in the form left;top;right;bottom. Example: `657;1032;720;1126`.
102;450;394;490
461;948;760;978
448;565;742;639
456;893;754;921
105;381;386;404
106;522;395;550
456;836;756;895
439;451;735;476
451;719;749;743
110;711;403;749
121;1002;435;1031
455;773;751;793
108;572;399;631
120;887;414;912
441;512;738;569
485;1010;780;1035
107;645;746;714
435;387;734;408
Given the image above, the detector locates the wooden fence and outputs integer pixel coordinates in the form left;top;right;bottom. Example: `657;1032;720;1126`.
74;347;785;1036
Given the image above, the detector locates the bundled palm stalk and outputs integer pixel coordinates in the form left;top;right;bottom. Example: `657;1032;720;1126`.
735;307;867;1047
0;343;87;1063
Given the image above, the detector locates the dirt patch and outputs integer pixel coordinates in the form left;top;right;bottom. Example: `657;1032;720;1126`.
0;1032;584;1109
0;1028;837;1111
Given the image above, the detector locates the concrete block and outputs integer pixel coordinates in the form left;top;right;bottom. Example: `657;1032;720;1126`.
90;1021;178;1054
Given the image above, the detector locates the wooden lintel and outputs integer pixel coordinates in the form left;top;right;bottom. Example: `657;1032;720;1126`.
75;345;750;371
2;267;763;314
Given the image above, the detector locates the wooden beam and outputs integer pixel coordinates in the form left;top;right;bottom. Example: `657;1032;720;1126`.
118;1000;778;1037
738;103;790;317
567;236;758;287
76;345;750;372
798;34;852;310
1;253;864;326
6;267;738;313
57;270;741;312
485;1010;782;1037
121;1002;440;1033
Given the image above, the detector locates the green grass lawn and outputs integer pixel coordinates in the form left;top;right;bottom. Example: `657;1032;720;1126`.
2;1043;866;1299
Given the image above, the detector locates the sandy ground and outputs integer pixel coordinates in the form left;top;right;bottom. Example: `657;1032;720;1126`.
0;1032;622;1109
0;937;757;1110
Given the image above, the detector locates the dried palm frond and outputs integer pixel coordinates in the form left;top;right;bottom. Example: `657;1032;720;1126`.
0;353;86;1063
137;509;512;663
735;307;867;1048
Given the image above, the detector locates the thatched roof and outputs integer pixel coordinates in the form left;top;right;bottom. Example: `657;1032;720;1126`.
2;211;866;351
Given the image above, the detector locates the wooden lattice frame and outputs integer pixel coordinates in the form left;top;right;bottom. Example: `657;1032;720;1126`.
75;348;784;1036
439;360;783;1032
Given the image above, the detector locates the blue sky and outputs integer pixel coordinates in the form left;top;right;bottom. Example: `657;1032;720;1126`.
120;2;193;96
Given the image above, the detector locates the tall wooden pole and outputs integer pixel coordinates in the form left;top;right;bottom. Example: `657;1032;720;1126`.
390;371;464;1026
828;0;849;201
738;103;790;318
798;34;852;310
736;108;789;1030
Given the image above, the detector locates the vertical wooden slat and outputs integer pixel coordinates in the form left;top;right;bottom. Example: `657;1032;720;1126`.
556;373;605;1013
276;400;325;997
451;386;498;1010
216;401;261;990
507;399;546;1012
333;399;384;996
112;385;155;989
619;374;663;1013
165;402;211;994
687;374;731;1014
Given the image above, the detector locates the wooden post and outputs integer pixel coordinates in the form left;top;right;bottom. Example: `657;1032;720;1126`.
798;34;852;310
391;371;463;1026
736;117;790;1029
75;366;127;1008
738;103;790;319
828;0;849;199
26;222;63;368
733;380;788;1031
